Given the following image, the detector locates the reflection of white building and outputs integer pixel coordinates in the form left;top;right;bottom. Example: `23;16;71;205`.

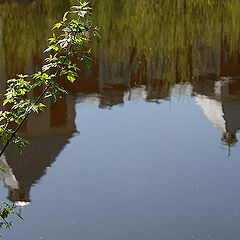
0;153;30;206
0;155;19;190
0;134;73;205
194;79;240;146
0;91;77;205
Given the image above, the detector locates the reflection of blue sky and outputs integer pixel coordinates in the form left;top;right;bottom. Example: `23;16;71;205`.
2;93;240;239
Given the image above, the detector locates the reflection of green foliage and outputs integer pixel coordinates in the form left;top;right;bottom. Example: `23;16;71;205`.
0;0;71;77
92;0;240;90
1;0;240;95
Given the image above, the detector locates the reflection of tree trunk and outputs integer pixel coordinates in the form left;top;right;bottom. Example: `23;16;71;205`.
140;55;147;85
128;46;136;100
173;0;177;83
0;64;6;106
188;45;193;81
183;0;186;14
129;47;136;68
147;59;152;97
184;0;193;81
98;51;104;94
220;8;224;76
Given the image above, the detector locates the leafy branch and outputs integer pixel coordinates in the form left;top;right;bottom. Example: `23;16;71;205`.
0;0;99;229
0;1;99;158
0;202;23;230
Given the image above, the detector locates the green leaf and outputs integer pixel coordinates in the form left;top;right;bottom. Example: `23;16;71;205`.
50;94;57;104
78;55;92;69
94;30;101;39
67;74;76;83
17;74;28;78
0;167;6;174
63;11;69;22
83;59;91;69
67;71;78;83
38;103;46;113
44;92;52;98
60;70;68;76
52;22;62;30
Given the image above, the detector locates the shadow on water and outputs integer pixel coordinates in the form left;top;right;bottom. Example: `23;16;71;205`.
1;0;240;222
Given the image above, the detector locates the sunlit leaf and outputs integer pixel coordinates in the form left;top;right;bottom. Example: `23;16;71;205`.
63;11;69;22
52;22;62;30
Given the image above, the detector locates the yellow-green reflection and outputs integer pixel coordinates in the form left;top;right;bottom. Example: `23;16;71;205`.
0;0;240;98
1;0;240;207
0;0;70;77
93;0;240;85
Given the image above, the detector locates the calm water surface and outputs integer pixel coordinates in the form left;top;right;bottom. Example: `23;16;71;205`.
1;1;240;239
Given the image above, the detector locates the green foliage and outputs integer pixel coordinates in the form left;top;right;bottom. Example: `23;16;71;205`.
0;202;23;229
0;0;99;157
91;0;240;97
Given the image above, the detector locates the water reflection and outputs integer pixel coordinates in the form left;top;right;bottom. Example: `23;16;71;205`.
0;92;77;205
1;0;240;102
194;77;240;147
0;135;71;205
1;2;240;237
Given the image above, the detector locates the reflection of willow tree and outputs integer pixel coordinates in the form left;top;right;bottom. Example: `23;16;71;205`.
0;0;70;77
92;0;240;95
1;0;240;92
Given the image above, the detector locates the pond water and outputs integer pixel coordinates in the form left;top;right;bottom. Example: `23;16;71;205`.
1;1;240;239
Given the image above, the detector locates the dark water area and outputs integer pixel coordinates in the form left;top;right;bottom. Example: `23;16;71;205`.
1;0;240;239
